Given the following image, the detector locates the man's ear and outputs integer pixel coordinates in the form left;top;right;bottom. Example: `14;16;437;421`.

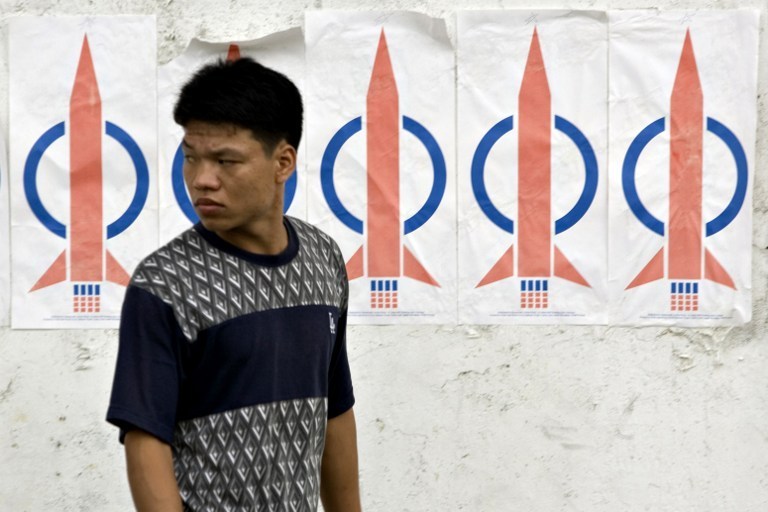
274;141;297;184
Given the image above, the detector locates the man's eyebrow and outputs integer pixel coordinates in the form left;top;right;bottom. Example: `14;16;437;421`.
211;147;246;158
181;139;244;157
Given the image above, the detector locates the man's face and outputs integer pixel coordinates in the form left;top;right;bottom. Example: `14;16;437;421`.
181;120;295;248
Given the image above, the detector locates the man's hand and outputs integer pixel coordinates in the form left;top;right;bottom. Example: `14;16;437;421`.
321;408;362;512
124;430;183;512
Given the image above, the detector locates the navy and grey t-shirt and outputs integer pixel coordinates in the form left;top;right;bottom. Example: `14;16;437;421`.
107;217;354;511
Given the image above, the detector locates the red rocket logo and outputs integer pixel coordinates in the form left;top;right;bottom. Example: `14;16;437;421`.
622;30;747;312
24;36;150;313
321;30;447;309
471;28;599;309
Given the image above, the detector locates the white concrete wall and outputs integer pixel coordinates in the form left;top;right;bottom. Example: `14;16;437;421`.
1;0;767;510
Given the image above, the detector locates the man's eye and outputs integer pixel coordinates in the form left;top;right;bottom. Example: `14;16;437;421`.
183;154;195;163
218;159;239;166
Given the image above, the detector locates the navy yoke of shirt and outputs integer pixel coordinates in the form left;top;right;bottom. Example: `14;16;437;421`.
106;216;354;511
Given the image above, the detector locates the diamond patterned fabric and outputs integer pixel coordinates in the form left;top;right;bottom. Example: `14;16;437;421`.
174;398;327;511
131;217;347;341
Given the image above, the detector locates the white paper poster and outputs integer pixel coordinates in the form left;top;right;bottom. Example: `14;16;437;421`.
457;11;608;324
306;11;456;324
158;29;306;245
10;16;158;328
0;132;9;326
609;10;757;325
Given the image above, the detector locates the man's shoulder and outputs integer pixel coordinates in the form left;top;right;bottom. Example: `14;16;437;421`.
286;216;333;241
286;216;341;249
130;225;203;285
286;216;344;265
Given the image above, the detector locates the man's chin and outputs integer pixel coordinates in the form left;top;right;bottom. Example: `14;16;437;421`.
197;217;227;233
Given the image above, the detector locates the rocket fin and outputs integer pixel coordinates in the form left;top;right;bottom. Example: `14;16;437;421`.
403;246;439;287
106;250;131;286
30;250;67;292
553;245;590;288
704;249;736;289
626;248;665;290
476;245;514;288
345;246;364;280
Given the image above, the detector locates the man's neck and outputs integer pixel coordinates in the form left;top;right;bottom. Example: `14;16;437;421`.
214;217;289;256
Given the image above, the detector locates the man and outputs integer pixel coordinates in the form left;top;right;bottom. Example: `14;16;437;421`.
107;58;361;512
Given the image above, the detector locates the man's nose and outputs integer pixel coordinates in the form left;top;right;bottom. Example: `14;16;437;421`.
190;161;221;190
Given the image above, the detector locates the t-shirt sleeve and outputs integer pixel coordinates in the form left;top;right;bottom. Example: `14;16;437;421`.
327;255;355;418
106;285;185;445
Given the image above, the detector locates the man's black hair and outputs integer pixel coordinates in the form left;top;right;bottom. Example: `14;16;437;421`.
173;57;303;152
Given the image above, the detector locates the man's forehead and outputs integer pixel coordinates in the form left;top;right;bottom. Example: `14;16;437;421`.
181;120;286;155
183;120;249;138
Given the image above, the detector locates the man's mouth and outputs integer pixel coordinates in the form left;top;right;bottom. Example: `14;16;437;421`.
195;198;223;207
195;198;224;214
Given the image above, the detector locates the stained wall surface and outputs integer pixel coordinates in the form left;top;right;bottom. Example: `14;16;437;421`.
1;1;767;511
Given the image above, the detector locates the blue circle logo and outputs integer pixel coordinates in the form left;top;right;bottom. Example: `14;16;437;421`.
24;121;149;239
470;115;598;235
320;115;446;235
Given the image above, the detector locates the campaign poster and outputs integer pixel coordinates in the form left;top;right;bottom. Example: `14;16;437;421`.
10;16;157;328
457;11;608;324
306;11;457;324
609;10;757;325
158;28;306;245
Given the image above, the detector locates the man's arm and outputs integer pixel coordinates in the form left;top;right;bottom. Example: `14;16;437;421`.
124;430;183;512
320;408;362;512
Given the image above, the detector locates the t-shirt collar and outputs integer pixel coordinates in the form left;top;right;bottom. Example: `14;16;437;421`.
193;217;299;267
